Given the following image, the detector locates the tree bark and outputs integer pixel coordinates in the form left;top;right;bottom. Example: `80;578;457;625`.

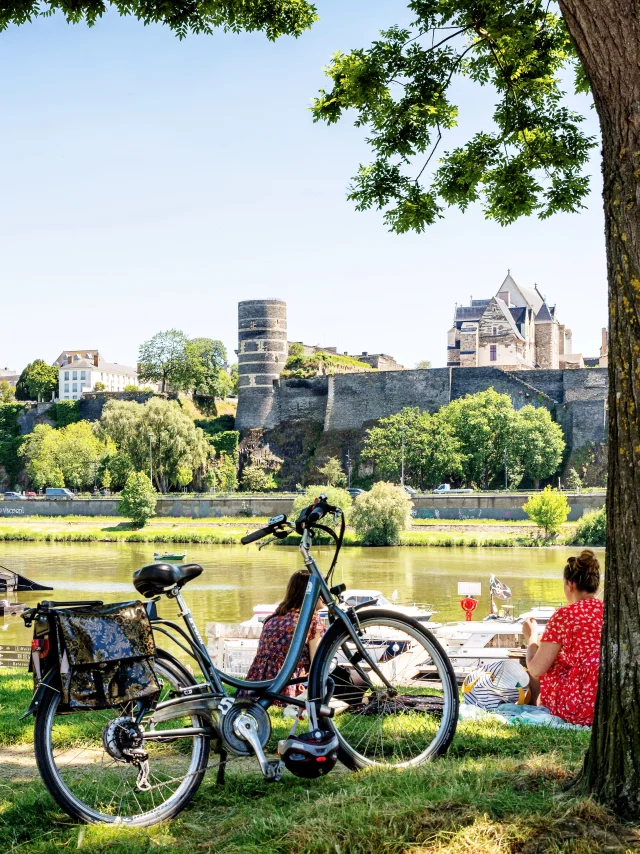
558;0;640;817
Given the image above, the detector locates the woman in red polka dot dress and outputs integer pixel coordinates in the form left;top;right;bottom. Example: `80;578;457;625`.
522;549;603;726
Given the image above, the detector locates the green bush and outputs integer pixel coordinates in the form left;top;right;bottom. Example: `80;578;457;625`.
292;484;353;528
566;468;582;491
315;457;347;488
240;465;278;492
523;486;570;536
118;472;157;527
54;400;81;427
194;415;236;436
573;506;606;546
208;430;239;455
351;482;412;545
215;452;238;492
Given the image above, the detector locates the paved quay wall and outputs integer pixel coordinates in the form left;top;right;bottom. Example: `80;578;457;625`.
0;493;605;520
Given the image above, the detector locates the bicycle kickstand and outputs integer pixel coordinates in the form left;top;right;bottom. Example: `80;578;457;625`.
216;747;228;787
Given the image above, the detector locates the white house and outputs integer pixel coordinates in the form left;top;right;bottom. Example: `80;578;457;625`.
54;350;138;400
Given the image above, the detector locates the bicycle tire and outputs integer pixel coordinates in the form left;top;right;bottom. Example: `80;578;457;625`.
34;649;211;826
309;608;459;770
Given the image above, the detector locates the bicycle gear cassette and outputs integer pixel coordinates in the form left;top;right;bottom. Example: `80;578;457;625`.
102;717;144;762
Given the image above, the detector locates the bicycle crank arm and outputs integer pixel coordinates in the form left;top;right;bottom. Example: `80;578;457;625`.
233;713;284;782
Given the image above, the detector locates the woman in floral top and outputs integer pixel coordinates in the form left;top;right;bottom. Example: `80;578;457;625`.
243;570;325;700
523;549;603;726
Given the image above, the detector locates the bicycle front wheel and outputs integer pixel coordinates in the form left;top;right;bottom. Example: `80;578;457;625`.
33;651;210;826
309;609;458;769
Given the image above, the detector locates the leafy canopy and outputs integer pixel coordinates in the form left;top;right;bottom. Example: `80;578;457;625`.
0;381;15;403
523;485;570;535
362;406;464;490
316;457;347;488
118;471;157;527
0;1;318;40
351;482;412;546
99;398;209;492
138;329;191;393
362;392;565;489
15;360;58;402
312;1;595;232
19;421;115;490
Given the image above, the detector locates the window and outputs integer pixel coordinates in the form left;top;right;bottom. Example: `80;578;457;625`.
64;371;69;381
64;384;69;393
80;383;86;391
492;326;497;336
72;371;77;380
80;371;86;380
63;395;69;399
72;383;77;392
490;345;497;361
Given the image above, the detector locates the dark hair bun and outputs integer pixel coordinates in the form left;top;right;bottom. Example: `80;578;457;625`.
564;549;600;593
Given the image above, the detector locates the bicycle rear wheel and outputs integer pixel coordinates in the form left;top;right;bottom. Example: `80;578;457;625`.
33;651;210;826
309;609;458;769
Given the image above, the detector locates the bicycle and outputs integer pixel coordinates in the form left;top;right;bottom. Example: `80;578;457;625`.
21;496;459;826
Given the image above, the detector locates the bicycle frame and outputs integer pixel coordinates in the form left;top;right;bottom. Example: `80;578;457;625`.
147;528;396;733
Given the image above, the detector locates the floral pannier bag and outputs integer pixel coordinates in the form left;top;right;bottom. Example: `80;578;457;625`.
50;601;160;711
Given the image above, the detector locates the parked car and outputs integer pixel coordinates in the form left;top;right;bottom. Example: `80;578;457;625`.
45;488;75;500
347;488;365;499
25;492;37;499
403;485;417;495
432;483;474;494
3;491;22;500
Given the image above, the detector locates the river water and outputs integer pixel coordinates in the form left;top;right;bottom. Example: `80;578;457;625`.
0;542;606;651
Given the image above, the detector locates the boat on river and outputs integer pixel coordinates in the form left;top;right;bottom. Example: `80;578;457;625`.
240;589;437;630
0;564;53;593
153;551;187;563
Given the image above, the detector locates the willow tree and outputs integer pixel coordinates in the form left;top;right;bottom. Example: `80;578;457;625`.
3;0;639;817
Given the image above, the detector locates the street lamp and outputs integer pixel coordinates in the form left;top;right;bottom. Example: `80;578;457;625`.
345;451;353;488
400;425;406;488
503;447;508;491
148;433;154;486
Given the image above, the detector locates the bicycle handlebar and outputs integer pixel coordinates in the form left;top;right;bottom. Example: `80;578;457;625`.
240;526;273;545
240;514;289;545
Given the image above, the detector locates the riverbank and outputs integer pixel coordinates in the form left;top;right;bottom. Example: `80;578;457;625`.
0;669;634;854
0;516;586;547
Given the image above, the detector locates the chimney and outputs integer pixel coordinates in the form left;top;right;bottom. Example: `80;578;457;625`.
94;354;99;367
498;291;511;307
67;355;72;365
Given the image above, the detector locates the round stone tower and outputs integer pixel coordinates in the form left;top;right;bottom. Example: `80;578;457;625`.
235;299;288;430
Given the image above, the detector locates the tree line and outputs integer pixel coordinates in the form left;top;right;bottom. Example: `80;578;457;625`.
361;389;565;491
18;398;238;494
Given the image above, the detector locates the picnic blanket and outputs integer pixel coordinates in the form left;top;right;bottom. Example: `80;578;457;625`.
458;702;590;730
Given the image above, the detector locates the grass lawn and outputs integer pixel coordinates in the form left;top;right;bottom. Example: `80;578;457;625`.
0;516;582;547
0;670;637;853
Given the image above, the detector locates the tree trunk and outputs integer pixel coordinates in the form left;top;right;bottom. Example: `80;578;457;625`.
558;0;640;817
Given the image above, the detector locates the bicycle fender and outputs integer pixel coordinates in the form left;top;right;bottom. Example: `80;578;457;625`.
20;667;60;720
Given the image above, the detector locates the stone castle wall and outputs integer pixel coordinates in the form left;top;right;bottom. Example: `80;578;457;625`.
233;298;608;456
238;364;608;455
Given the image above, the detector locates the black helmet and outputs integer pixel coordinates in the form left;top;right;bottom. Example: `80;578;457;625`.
277;729;339;779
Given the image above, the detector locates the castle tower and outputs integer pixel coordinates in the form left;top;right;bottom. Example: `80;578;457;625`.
235;299;288;430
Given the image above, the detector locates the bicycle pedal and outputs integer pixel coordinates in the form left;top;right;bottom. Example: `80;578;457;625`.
263;760;285;782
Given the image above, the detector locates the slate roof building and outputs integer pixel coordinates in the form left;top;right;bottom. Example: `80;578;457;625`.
54;350;138;400
447;272;580;370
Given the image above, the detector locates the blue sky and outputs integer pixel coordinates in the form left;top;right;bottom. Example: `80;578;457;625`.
0;1;605;373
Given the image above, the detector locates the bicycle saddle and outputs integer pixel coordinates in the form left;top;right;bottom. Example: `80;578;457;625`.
133;562;203;598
